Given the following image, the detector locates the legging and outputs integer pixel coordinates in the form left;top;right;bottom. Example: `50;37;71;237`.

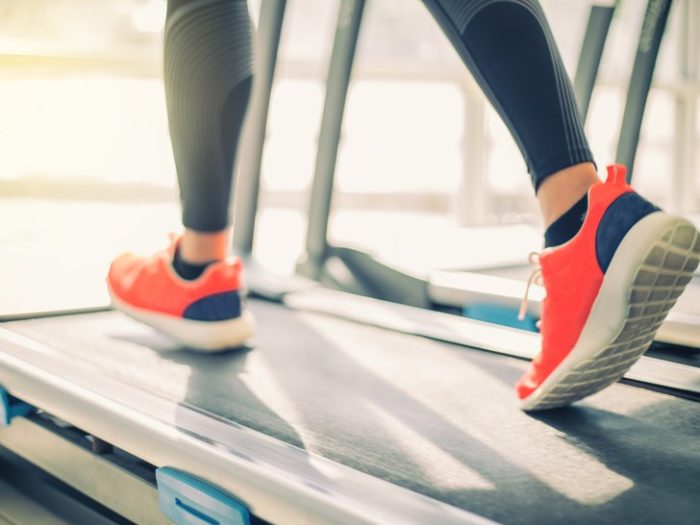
165;0;253;232
165;0;595;232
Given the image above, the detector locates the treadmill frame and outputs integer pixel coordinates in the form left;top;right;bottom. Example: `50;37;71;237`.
290;0;617;292
615;0;673;178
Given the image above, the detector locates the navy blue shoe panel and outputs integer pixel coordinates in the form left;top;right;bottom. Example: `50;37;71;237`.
183;291;242;321
596;192;660;273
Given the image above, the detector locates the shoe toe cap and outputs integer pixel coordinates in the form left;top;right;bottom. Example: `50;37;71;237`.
107;252;141;294
515;368;538;400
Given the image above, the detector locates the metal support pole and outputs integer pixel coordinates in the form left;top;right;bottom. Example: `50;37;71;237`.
616;0;673;179
455;82;487;226
671;0;699;214
573;3;616;122
232;0;287;256
297;0;366;279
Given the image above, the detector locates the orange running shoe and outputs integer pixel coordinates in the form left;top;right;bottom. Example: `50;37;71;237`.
107;235;254;351
517;164;700;411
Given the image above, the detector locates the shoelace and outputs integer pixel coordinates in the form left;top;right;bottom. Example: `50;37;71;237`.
518;252;543;321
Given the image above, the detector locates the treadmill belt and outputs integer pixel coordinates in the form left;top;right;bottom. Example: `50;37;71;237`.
5;298;700;525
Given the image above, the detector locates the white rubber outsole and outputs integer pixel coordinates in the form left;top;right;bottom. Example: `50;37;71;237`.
109;288;255;352
521;212;700;411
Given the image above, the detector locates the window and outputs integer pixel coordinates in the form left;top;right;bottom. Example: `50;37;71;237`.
1;0;698;314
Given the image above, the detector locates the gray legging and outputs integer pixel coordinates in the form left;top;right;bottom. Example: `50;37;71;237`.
165;0;253;232
165;0;594;232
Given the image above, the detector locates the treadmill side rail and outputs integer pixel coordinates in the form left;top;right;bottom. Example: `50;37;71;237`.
157;467;250;525
0;385;34;427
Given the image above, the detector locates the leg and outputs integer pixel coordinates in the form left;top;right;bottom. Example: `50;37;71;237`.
423;0;700;409
423;0;599;243
537;164;598;229
107;0;255;350
165;0;253;268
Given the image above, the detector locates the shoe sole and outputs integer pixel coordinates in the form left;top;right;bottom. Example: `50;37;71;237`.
108;287;255;352
520;212;700;411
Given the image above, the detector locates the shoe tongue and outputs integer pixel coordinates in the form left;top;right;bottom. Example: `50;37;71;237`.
605;164;627;186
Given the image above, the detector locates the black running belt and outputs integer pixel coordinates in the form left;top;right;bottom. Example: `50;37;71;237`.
5;299;700;525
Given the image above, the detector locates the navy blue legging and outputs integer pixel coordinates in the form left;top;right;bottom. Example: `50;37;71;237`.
424;0;595;189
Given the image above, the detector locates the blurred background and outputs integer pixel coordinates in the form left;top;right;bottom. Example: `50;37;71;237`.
0;0;699;307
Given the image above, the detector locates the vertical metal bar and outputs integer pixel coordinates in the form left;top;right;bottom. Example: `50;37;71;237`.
232;0;287;256
573;3;616;122
671;0;699;213
297;0;366;279
615;0;673;180
455;82;487;226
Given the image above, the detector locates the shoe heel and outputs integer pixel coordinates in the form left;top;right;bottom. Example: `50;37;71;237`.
183;291;243;322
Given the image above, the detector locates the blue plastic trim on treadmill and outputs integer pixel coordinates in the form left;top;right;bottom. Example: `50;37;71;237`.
463;303;538;333
0;385;35;427
156;467;251;525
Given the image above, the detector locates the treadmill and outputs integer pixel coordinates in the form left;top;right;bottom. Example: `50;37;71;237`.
295;0;700;350
2;1;700;524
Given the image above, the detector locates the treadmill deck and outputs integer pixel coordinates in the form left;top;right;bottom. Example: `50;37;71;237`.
4;298;700;525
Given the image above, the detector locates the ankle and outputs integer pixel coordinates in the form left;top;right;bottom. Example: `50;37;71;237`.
537;162;600;227
543;194;588;248
179;228;231;264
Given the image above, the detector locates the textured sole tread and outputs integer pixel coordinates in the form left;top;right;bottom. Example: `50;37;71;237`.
527;222;700;410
